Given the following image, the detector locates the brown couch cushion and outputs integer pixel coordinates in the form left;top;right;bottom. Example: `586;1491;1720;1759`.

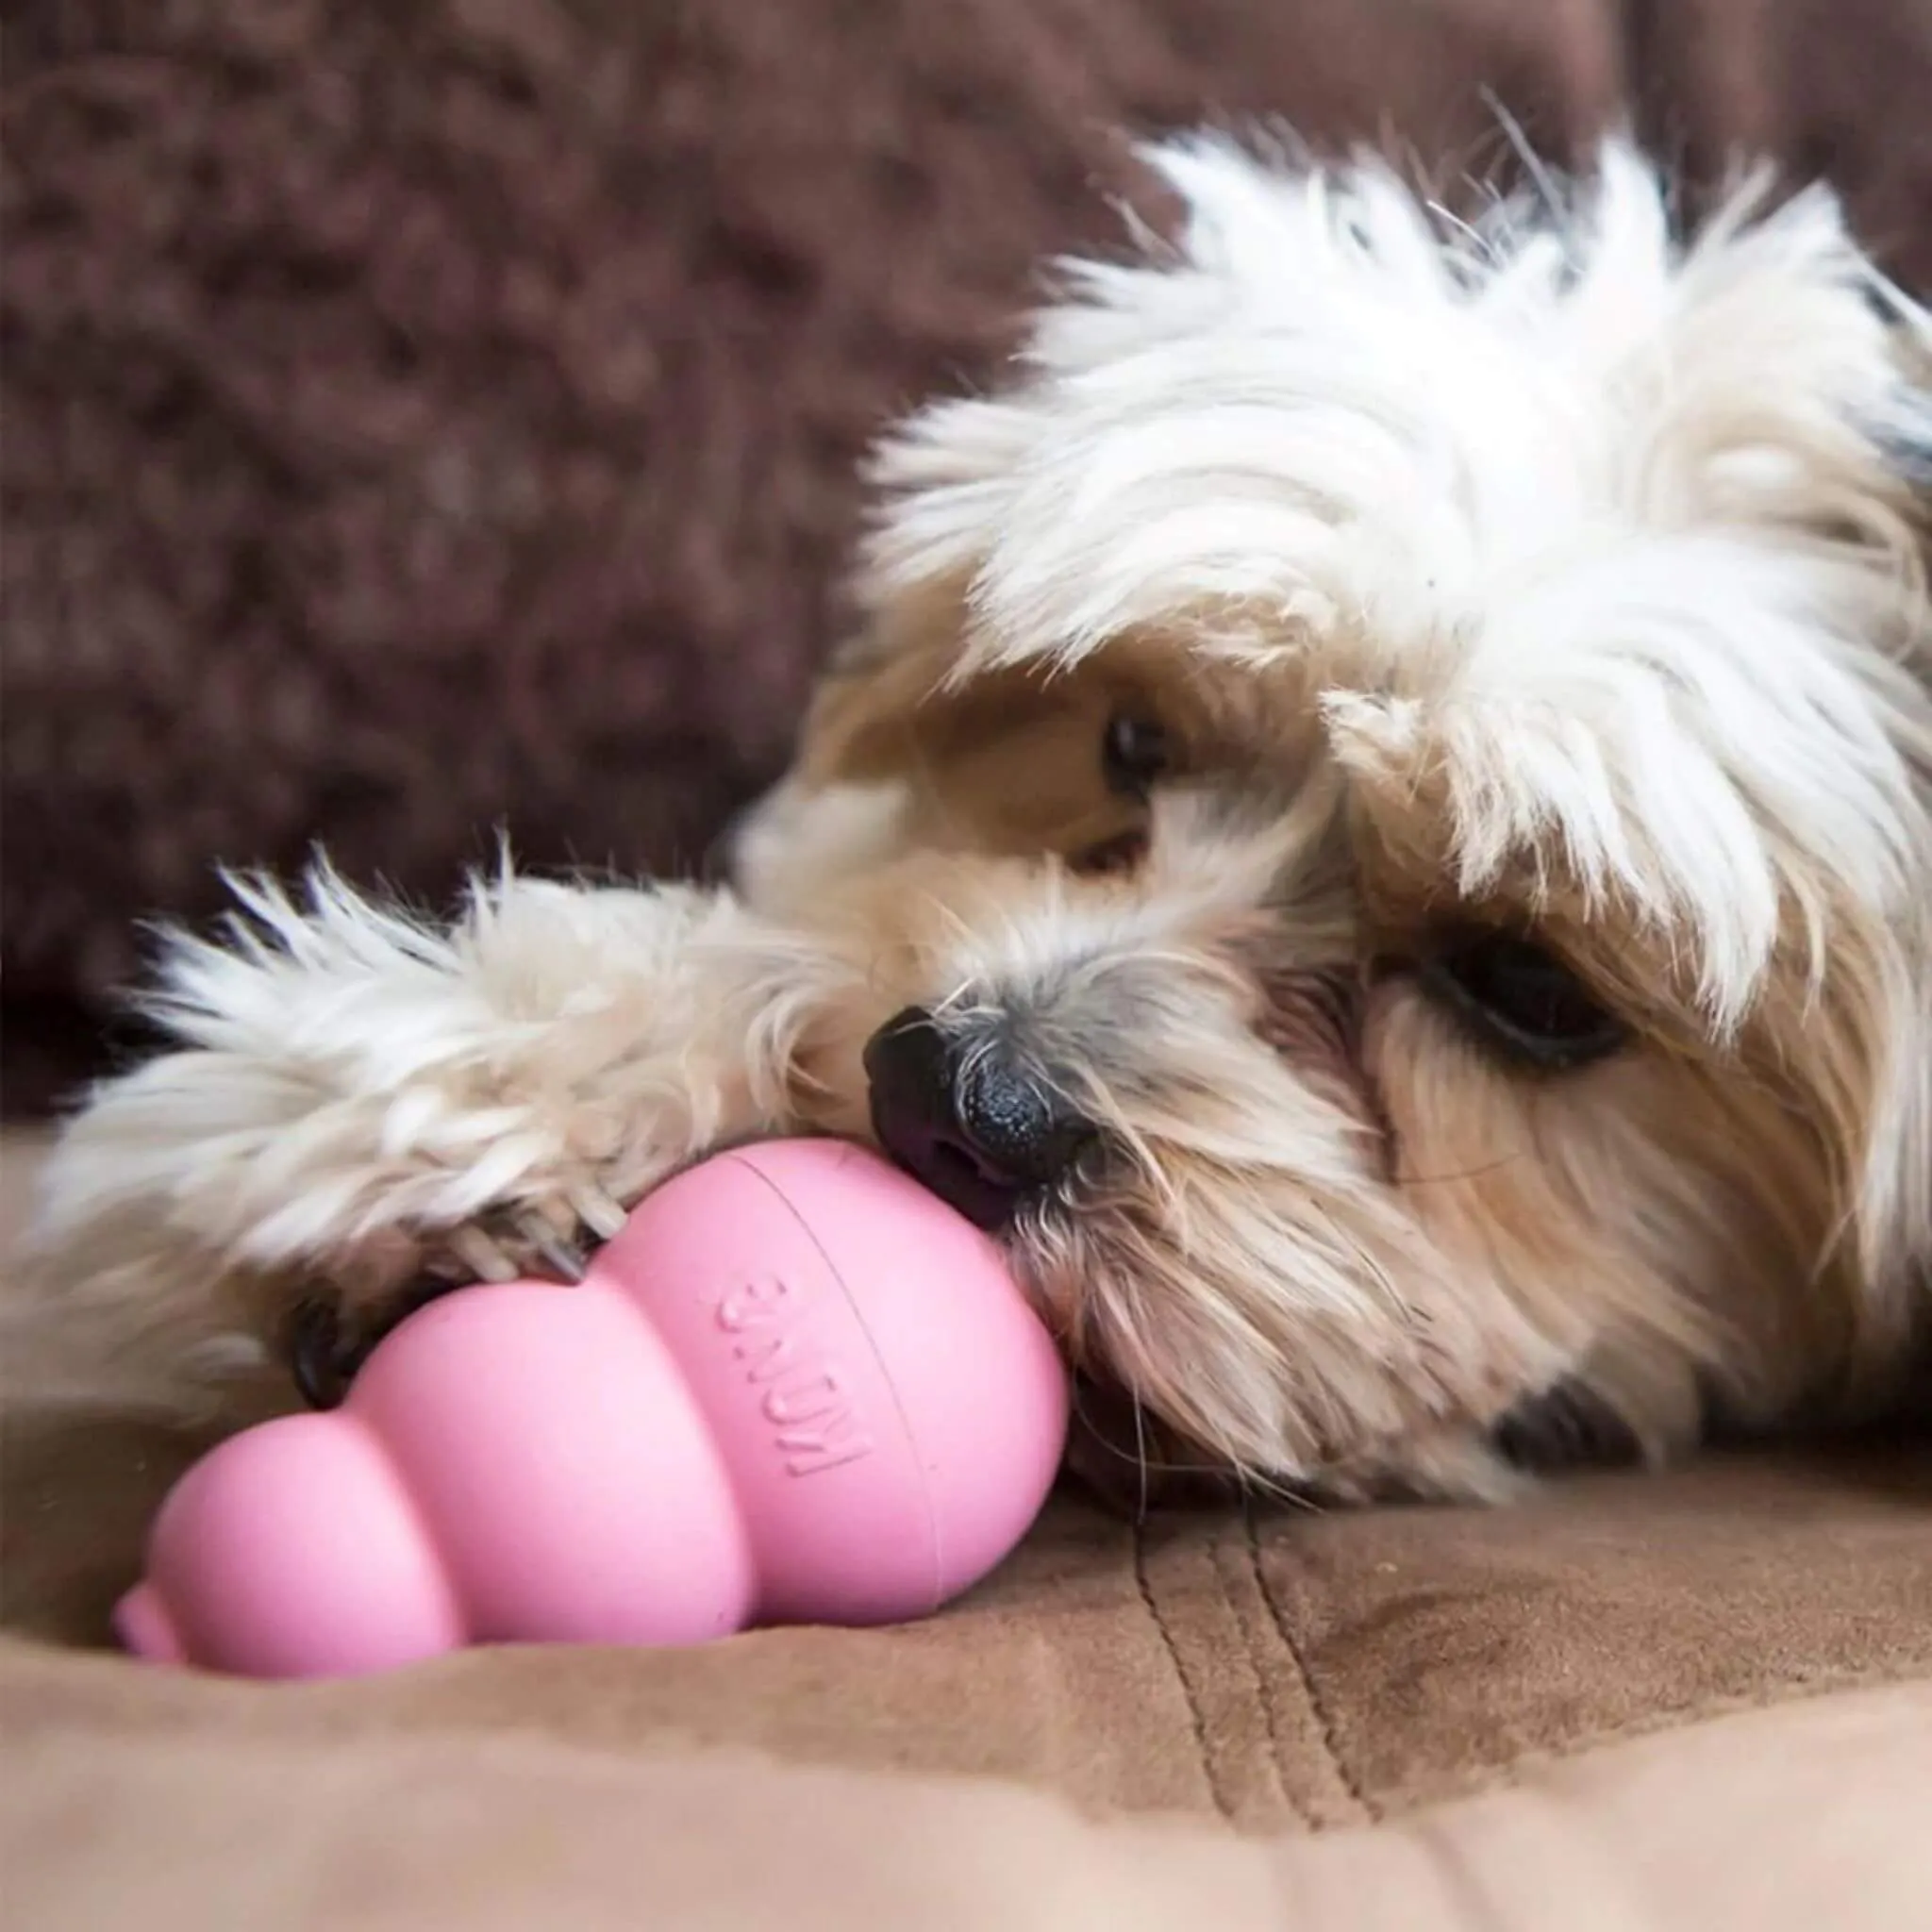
8;1397;1927;1829
9;0;1932;1111
7;1676;1930;1930
7;1120;1929;1836
5;1124;1930;1926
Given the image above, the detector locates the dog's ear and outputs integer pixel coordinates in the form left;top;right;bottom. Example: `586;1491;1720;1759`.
1874;415;1932;496
1864;311;1932;561
1874;306;1932;472
1874;325;1932;1324
1807;317;1932;1368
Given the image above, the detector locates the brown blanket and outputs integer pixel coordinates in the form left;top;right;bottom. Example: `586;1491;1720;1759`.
7;1675;1929;1929
4;1128;1930;1923
7;0;1932;1109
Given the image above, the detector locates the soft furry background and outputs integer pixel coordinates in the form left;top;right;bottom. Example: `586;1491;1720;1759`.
5;0;1931;1115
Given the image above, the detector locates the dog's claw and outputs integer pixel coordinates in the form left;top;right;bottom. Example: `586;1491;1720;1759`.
286;1278;466;1408
441;1204;604;1286
287;1297;354;1410
291;1195;619;1408
571;1185;629;1242
514;1212;587;1283
447;1224;520;1283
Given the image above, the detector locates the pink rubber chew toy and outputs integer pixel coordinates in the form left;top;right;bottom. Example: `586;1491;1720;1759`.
115;1139;1069;1679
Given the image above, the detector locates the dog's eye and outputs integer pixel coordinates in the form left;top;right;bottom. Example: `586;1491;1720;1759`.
1421;932;1626;1070
1101;713;1170;799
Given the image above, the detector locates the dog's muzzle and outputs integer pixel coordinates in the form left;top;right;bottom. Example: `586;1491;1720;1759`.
863;1007;1095;1229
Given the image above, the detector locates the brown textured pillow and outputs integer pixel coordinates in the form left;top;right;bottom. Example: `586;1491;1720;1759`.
4;0;1927;1115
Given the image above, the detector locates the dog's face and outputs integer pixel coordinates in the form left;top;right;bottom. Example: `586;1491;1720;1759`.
737;139;1932;1498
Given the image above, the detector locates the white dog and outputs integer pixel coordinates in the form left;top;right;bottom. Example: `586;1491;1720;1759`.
24;134;1932;1503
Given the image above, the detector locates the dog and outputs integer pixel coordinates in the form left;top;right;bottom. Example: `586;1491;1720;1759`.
21;133;1932;1505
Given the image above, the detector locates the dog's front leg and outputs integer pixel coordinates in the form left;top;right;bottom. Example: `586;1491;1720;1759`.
17;865;857;1408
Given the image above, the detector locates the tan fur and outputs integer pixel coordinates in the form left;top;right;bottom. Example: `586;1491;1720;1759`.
17;136;1932;1507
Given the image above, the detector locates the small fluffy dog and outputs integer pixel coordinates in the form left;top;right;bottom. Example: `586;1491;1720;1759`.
24;134;1932;1504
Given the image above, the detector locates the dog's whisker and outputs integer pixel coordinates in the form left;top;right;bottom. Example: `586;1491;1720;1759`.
1393;1151;1530;1188
1132;1390;1151;1524
1071;1417;1235;1487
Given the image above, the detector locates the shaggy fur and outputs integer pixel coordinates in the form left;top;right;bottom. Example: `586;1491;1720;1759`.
20;136;1932;1502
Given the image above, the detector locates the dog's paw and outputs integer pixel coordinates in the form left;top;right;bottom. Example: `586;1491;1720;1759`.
32;863;819;1412
281;1182;639;1407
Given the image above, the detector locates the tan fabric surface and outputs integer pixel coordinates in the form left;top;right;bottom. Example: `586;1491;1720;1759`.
6;1672;1929;1930
7;1441;1928;1830
4;1128;1930;1847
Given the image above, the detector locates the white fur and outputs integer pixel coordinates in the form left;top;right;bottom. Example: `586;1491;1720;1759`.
866;139;1932;1024
17;862;855;1392
19;135;1932;1492
862;136;1932;1311
732;778;914;918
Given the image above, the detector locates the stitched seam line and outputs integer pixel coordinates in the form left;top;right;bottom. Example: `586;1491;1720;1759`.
1133;1522;1234;1824
1247;1506;1374;1824
1218;1523;1311;1830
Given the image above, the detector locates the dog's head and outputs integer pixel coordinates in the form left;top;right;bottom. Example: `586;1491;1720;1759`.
737;137;1932;1498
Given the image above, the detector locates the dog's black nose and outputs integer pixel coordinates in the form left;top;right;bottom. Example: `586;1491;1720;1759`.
863;1007;1095;1228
